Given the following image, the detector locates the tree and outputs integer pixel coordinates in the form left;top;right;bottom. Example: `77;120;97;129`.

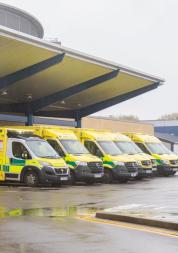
108;114;139;122
158;113;178;120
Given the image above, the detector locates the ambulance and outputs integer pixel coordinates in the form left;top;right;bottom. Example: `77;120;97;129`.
0;171;5;182
124;133;178;176
33;127;104;184
74;129;139;183
0;128;69;186
107;132;157;178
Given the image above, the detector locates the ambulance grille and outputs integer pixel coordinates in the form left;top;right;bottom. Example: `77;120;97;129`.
125;162;138;173
87;162;103;173
55;168;68;175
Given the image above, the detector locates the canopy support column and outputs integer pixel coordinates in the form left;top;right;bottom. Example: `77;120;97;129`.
75;113;82;128
171;143;174;152
25;113;33;126
76;119;81;128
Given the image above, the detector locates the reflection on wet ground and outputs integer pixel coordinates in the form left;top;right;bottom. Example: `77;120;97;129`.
1;204;177;222
1;177;178;253
0;176;178;222
0;205;102;219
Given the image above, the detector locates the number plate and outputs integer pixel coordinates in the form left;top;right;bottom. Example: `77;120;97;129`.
146;170;152;174
173;168;178;171
60;177;68;181
0;171;5;181
152;167;157;171
131;172;137;177
94;174;102;178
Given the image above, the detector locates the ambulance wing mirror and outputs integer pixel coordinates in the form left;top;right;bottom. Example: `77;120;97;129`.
22;151;31;160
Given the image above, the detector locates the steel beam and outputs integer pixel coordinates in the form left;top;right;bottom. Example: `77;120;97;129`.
78;82;160;118
31;69;119;112
34;110;75;118
0;53;65;90
0;82;159;123
0;104;24;113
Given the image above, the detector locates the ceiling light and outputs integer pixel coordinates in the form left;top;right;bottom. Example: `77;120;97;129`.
1;90;7;96
25;94;33;101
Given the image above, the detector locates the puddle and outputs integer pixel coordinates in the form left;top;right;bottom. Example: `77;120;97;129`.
1;202;178;222
0;205;103;219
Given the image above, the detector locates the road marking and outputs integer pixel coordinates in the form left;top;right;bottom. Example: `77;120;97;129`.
78;215;178;239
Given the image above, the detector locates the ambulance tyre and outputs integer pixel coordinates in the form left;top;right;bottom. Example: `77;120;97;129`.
163;173;170;177
118;178;128;183
69;170;76;185
103;169;113;184
23;170;40;187
136;175;144;180
86;179;95;185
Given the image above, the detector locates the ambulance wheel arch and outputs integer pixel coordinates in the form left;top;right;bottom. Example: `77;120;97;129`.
20;166;41;186
69;169;76;185
103;168;113;184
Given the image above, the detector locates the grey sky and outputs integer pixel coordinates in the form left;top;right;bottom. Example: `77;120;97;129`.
1;0;177;120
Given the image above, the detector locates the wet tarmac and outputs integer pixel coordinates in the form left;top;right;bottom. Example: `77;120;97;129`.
1;176;178;252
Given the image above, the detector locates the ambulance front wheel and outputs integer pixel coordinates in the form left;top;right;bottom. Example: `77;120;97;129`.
103;169;113;184
23;170;40;187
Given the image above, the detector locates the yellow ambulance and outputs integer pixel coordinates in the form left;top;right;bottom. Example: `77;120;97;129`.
74;128;138;183
33;127;104;184
108;132;157;178
0;171;5;182
124;133;178;176
0;128;69;186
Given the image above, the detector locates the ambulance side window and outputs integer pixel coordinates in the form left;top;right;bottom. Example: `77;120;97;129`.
84;141;103;157
136;142;150;154
47;139;65;157
12;142;31;159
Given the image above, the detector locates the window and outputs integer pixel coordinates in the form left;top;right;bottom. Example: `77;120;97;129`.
146;142;173;155
12;142;31;159
115;141;142;155
84;141;103;157
98;141;122;156
135;142;150;155
47;139;64;157
26;140;59;158
60;140;89;155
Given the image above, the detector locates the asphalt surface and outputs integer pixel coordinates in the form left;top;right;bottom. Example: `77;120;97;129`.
1;176;178;253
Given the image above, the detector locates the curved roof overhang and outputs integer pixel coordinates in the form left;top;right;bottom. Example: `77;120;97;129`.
0;26;164;124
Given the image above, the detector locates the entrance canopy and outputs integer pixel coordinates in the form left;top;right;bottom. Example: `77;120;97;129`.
0;26;164;126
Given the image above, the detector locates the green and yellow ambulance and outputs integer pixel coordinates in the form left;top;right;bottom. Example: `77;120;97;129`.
0;128;69;186
33;127;104;184
124;133;178;176
0;171;5;182
107;132;157;178
74;128;139;183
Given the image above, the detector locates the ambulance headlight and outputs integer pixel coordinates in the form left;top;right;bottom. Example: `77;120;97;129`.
161;160;169;165
137;161;142;166
113;161;125;166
